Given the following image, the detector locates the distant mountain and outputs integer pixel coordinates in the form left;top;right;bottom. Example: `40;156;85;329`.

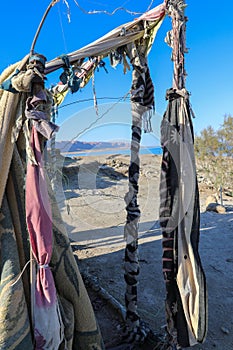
53;140;130;153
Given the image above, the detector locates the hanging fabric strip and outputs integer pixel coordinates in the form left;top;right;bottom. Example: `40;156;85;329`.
123;101;143;343
26;126;64;349
50;101;58;190
159;89;207;348
160;2;207;347
123;37;156;342
92;69;99;116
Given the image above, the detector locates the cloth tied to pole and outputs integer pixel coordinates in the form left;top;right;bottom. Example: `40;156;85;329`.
160;87;207;348
26;126;64;349
25;89;59;140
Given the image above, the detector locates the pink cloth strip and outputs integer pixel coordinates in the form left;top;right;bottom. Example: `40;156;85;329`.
26;126;56;307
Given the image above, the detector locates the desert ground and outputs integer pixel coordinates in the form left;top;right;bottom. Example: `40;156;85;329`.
52;152;233;350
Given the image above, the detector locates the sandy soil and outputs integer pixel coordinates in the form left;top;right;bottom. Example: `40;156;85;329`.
52;153;233;350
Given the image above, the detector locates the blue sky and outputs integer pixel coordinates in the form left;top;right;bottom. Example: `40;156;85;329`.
1;0;233;145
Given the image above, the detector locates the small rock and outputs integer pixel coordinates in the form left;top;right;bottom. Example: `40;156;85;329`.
215;204;227;214
205;194;218;208
93;190;100;195
206;203;226;214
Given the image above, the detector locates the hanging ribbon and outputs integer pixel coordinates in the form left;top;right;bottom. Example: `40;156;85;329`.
26;126;63;349
159;1;208;347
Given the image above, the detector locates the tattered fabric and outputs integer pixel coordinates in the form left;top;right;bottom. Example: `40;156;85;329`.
45;2;166;74
159;88;207;348
26;126;63;349
0;58;104;350
123;32;157;342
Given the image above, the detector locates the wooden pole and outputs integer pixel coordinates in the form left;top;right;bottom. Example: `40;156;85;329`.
30;0;60;55
165;0;188;90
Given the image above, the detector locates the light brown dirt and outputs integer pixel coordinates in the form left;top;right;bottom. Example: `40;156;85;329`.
54;153;233;350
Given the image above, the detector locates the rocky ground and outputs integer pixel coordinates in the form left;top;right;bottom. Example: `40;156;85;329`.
51;153;233;350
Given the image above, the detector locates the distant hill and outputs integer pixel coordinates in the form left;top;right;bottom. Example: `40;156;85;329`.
53;140;130;153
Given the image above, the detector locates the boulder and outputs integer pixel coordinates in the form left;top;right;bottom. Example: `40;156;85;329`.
205;194;218;208
206;203;226;214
